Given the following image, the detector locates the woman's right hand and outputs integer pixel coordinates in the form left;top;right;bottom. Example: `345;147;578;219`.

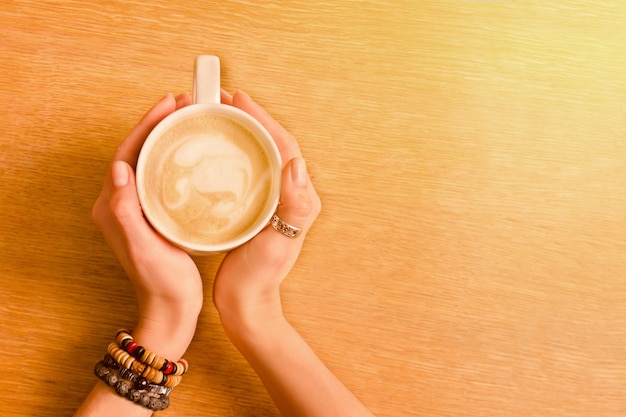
91;93;202;359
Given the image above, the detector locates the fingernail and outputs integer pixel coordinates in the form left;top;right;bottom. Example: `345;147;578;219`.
292;157;307;187
112;160;129;188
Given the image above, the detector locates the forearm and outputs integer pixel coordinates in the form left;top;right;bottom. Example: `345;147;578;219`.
222;315;375;417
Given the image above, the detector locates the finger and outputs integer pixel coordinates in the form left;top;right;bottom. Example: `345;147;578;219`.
273;157;317;238
232;90;302;166
114;93;178;167
175;92;192;110
220;89;234;105
240;157;316;274
109;160;162;249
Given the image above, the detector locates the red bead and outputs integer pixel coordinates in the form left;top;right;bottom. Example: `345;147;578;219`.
163;361;174;375
127;341;139;354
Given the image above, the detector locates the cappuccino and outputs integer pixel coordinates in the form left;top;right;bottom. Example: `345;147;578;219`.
140;113;274;245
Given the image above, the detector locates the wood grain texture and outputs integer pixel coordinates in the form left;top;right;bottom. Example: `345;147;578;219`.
1;1;625;416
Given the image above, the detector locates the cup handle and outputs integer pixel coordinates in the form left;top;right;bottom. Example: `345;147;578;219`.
193;55;221;104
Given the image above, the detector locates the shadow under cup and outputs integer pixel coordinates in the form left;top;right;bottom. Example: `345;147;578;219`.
136;103;282;255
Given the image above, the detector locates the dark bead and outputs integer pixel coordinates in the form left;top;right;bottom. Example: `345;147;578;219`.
134;346;145;359
105;372;118;386
147;383;170;395
121;338;131;349
160;360;169;372
95;362;109;378
115;380;130;396
149;397;161;410
118;367;135;381
135;376;148;389
103;355;116;367
128;389;141;402
170;362;178;375
139;393;150;406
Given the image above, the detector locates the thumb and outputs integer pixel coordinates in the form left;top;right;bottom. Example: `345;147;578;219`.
273;157;315;238
221;157;320;280
109;160;148;233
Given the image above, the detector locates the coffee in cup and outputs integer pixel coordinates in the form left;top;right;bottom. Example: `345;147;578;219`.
136;55;282;254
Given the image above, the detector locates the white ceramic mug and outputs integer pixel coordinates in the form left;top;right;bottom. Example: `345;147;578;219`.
136;55;282;254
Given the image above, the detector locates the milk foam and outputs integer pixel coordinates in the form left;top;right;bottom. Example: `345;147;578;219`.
143;114;273;245
166;133;252;221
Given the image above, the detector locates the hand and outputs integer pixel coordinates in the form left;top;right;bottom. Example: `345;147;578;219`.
91;93;202;353
210;96;374;417
213;90;322;329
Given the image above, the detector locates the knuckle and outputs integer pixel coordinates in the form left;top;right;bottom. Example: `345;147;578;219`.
291;194;314;218
263;244;293;266
108;194;136;225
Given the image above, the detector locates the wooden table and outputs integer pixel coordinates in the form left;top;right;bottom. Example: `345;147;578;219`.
2;1;625;416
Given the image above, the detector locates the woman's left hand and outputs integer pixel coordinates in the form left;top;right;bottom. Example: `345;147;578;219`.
213;90;322;330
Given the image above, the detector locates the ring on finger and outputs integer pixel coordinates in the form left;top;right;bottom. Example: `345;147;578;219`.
270;213;302;239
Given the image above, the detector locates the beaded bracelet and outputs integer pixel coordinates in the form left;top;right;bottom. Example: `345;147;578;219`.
107;343;182;388
116;330;188;376
94;361;170;411
102;354;173;396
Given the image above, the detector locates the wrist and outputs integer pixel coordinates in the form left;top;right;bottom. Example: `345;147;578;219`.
131;322;196;362
213;275;284;324
133;299;201;361
217;300;288;351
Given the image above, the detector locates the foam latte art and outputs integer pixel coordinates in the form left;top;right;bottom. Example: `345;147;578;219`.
142;114;273;246
164;134;257;219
